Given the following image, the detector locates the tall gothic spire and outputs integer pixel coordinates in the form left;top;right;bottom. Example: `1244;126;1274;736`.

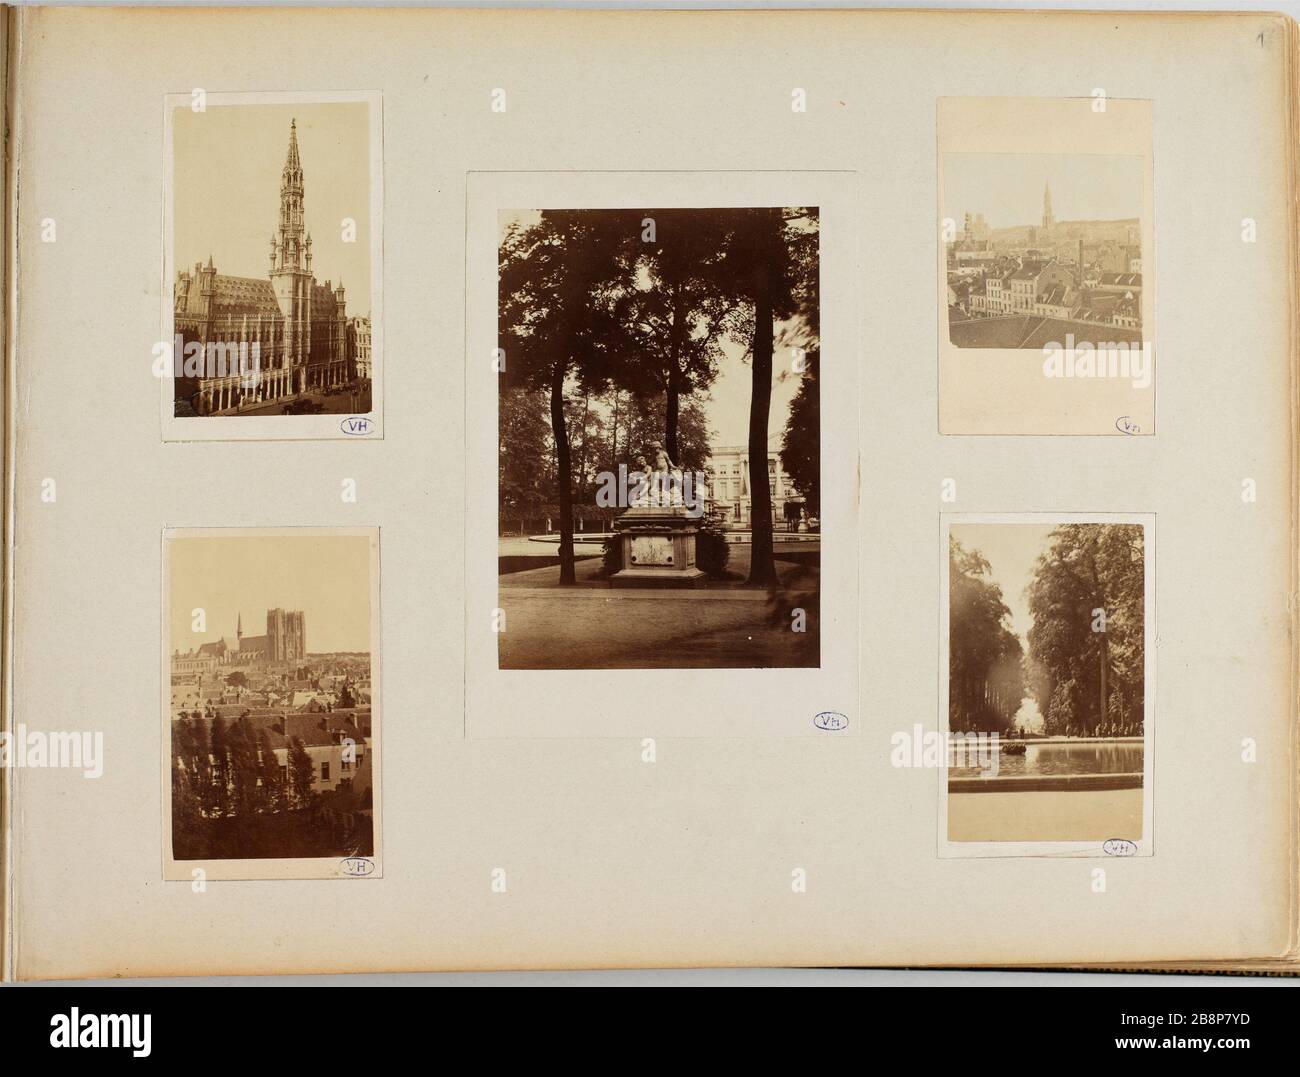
277;118;305;266
237;612;243;639
284;118;301;175
1042;182;1053;229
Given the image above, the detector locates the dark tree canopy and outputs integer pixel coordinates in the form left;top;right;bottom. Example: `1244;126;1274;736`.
949;537;1026;733
498;207;819;588
498;385;552;527
1026;524;1145;736
499;211;635;582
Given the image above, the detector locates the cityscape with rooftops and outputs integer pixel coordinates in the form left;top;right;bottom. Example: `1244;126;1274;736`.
170;605;374;860
945;158;1145;350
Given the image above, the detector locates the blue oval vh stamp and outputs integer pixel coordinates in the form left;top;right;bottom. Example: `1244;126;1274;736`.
813;711;849;732
340;856;375;877
340;416;375;436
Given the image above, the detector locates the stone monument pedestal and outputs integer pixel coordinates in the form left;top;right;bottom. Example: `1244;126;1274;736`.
610;505;707;588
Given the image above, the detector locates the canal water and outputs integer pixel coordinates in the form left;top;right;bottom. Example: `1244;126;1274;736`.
949;740;1142;778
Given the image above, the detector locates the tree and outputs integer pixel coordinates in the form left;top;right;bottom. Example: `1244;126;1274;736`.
337;682;356;709
171;719;207;856
499;211;636;583
498;385;552;533
226;719;260;825
205;716;230;819
287;736;317;810
256;729;285;814
778;217;821;514
563;387;610;514
498;206;818;588
619;210;737;461
714;208;816;585
225;671;249;688
949;537;1026;732
604;389;714;474
1026;524;1145;735
779;348;819;515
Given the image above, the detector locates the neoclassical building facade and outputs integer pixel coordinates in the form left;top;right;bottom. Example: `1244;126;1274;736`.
173;120;357;415
705;433;807;527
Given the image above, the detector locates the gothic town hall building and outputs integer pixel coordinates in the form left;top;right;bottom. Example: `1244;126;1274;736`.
173;120;366;415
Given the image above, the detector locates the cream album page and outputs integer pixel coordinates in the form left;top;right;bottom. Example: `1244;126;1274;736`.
3;7;1295;977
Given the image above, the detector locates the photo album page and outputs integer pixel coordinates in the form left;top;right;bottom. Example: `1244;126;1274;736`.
2;6;1297;978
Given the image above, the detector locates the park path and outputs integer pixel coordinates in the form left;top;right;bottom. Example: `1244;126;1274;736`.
498;540;817;589
498;587;820;669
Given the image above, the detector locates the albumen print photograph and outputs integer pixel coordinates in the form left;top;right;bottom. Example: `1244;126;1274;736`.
163;94;381;439
164;528;381;881
936;97;1155;435
943;517;1152;852
945;152;1144;351
496;207;820;670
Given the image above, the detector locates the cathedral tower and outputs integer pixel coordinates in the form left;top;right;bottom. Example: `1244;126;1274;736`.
265;608;306;662
1042;182;1054;231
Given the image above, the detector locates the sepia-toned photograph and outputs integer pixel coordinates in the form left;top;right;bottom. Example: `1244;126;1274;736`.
945;152;1144;350
162;528;381;880
941;515;1153;855
162;92;382;441
936;97;1155;435
496;206;821;670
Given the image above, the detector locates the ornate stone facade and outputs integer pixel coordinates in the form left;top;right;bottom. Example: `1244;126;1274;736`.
173;120;355;415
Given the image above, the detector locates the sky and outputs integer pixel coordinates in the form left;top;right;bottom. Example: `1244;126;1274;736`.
499;209;808;447
169;534;373;654
949;522;1056;643
704;333;803;446
950;522;1058;733
173;101;373;314
943;152;1143;231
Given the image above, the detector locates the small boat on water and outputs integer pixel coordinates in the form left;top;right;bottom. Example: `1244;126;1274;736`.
1001;742;1027;756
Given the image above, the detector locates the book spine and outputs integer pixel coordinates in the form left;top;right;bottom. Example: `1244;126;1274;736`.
1;1;17;986
1288;13;1300;969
